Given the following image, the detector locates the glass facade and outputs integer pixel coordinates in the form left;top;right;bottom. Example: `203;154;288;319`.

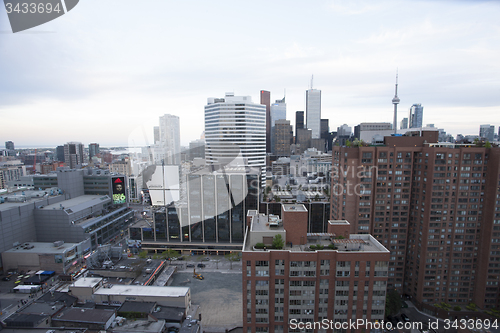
149;172;259;245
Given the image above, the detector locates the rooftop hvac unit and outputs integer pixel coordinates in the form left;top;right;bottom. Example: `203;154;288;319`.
53;240;64;247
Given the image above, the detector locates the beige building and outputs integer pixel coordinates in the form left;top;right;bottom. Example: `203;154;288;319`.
69;277;191;311
109;160;132;176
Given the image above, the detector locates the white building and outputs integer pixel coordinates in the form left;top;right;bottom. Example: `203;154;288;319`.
306;89;321;139
205;93;266;185
159;114;181;165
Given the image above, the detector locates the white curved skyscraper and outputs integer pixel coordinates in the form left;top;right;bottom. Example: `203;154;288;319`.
306;89;321;139
159;114;181;165
205;93;266;186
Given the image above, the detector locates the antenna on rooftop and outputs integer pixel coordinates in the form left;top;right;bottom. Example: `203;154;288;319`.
311;75;314;89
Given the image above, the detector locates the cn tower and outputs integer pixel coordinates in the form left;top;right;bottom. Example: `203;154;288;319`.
392;72;400;135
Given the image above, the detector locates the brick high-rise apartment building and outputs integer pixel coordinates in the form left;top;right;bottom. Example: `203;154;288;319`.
330;131;500;311
243;204;389;333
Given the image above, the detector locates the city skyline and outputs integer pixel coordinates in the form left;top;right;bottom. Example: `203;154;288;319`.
1;0;500;147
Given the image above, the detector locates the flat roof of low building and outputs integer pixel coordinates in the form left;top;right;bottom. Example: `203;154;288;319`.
4;241;80;254
20;302;65;316
282;204;307;212
251;214;284;232
37;291;77;305
119;301;156;314
71;277;103;288
115;319;166;333
40;194;110;213
94;285;189;298
55;307;115;324
0;191;61;211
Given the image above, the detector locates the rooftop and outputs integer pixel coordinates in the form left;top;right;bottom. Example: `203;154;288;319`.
71;277;103;288
251;214;283;232
54;307;115;324
94;284;190;298
116;319;166;333
0;190;62;211
19;302;65;316
282;204;307;212
119;301;156;314
40;194;110;213
4;241;80;254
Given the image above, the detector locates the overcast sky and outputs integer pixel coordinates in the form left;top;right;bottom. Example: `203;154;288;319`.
1;0;499;148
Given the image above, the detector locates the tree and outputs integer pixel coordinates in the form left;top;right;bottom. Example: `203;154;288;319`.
314;194;320;201
385;290;402;316
434;302;451;311
265;186;271;194
225;252;240;270
275;196;281;202
346;140;352;147
162;249;179;262
272;234;284;249
138;250;148;259
485;141;492;148
466;303;477;311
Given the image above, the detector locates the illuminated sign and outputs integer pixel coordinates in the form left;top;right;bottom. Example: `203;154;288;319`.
112;176;126;204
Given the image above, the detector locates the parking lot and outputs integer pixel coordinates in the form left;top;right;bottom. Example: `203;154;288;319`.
170;257;243;329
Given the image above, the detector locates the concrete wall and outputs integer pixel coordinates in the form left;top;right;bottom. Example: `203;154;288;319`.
1;252;40;271
57;169;84;198
34;208;86;243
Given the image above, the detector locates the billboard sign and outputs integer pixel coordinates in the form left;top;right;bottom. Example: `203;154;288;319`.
112;176;126;204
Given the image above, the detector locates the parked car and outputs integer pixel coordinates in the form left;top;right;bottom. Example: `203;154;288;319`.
202;257;210;261
401;313;410;322
2;277;10;281
186;264;195;268
197;263;206;268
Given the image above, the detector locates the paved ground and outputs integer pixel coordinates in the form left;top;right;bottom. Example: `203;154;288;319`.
170;268;243;329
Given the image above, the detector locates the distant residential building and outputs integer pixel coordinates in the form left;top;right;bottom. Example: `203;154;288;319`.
273;119;293;157
56;145;65;162
154;126;160;144
337;124;352;137
0;161;26;189
189;139;205;160
408;103;423;128
88;143;100;160
205;93;266;185
5;141;14;150
306;89;321;139
400;117;408;129
159;114;181;165
354;122;392;143
479;124;495;141
295;128;312;154
64;142;84;169
109;159;132;176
